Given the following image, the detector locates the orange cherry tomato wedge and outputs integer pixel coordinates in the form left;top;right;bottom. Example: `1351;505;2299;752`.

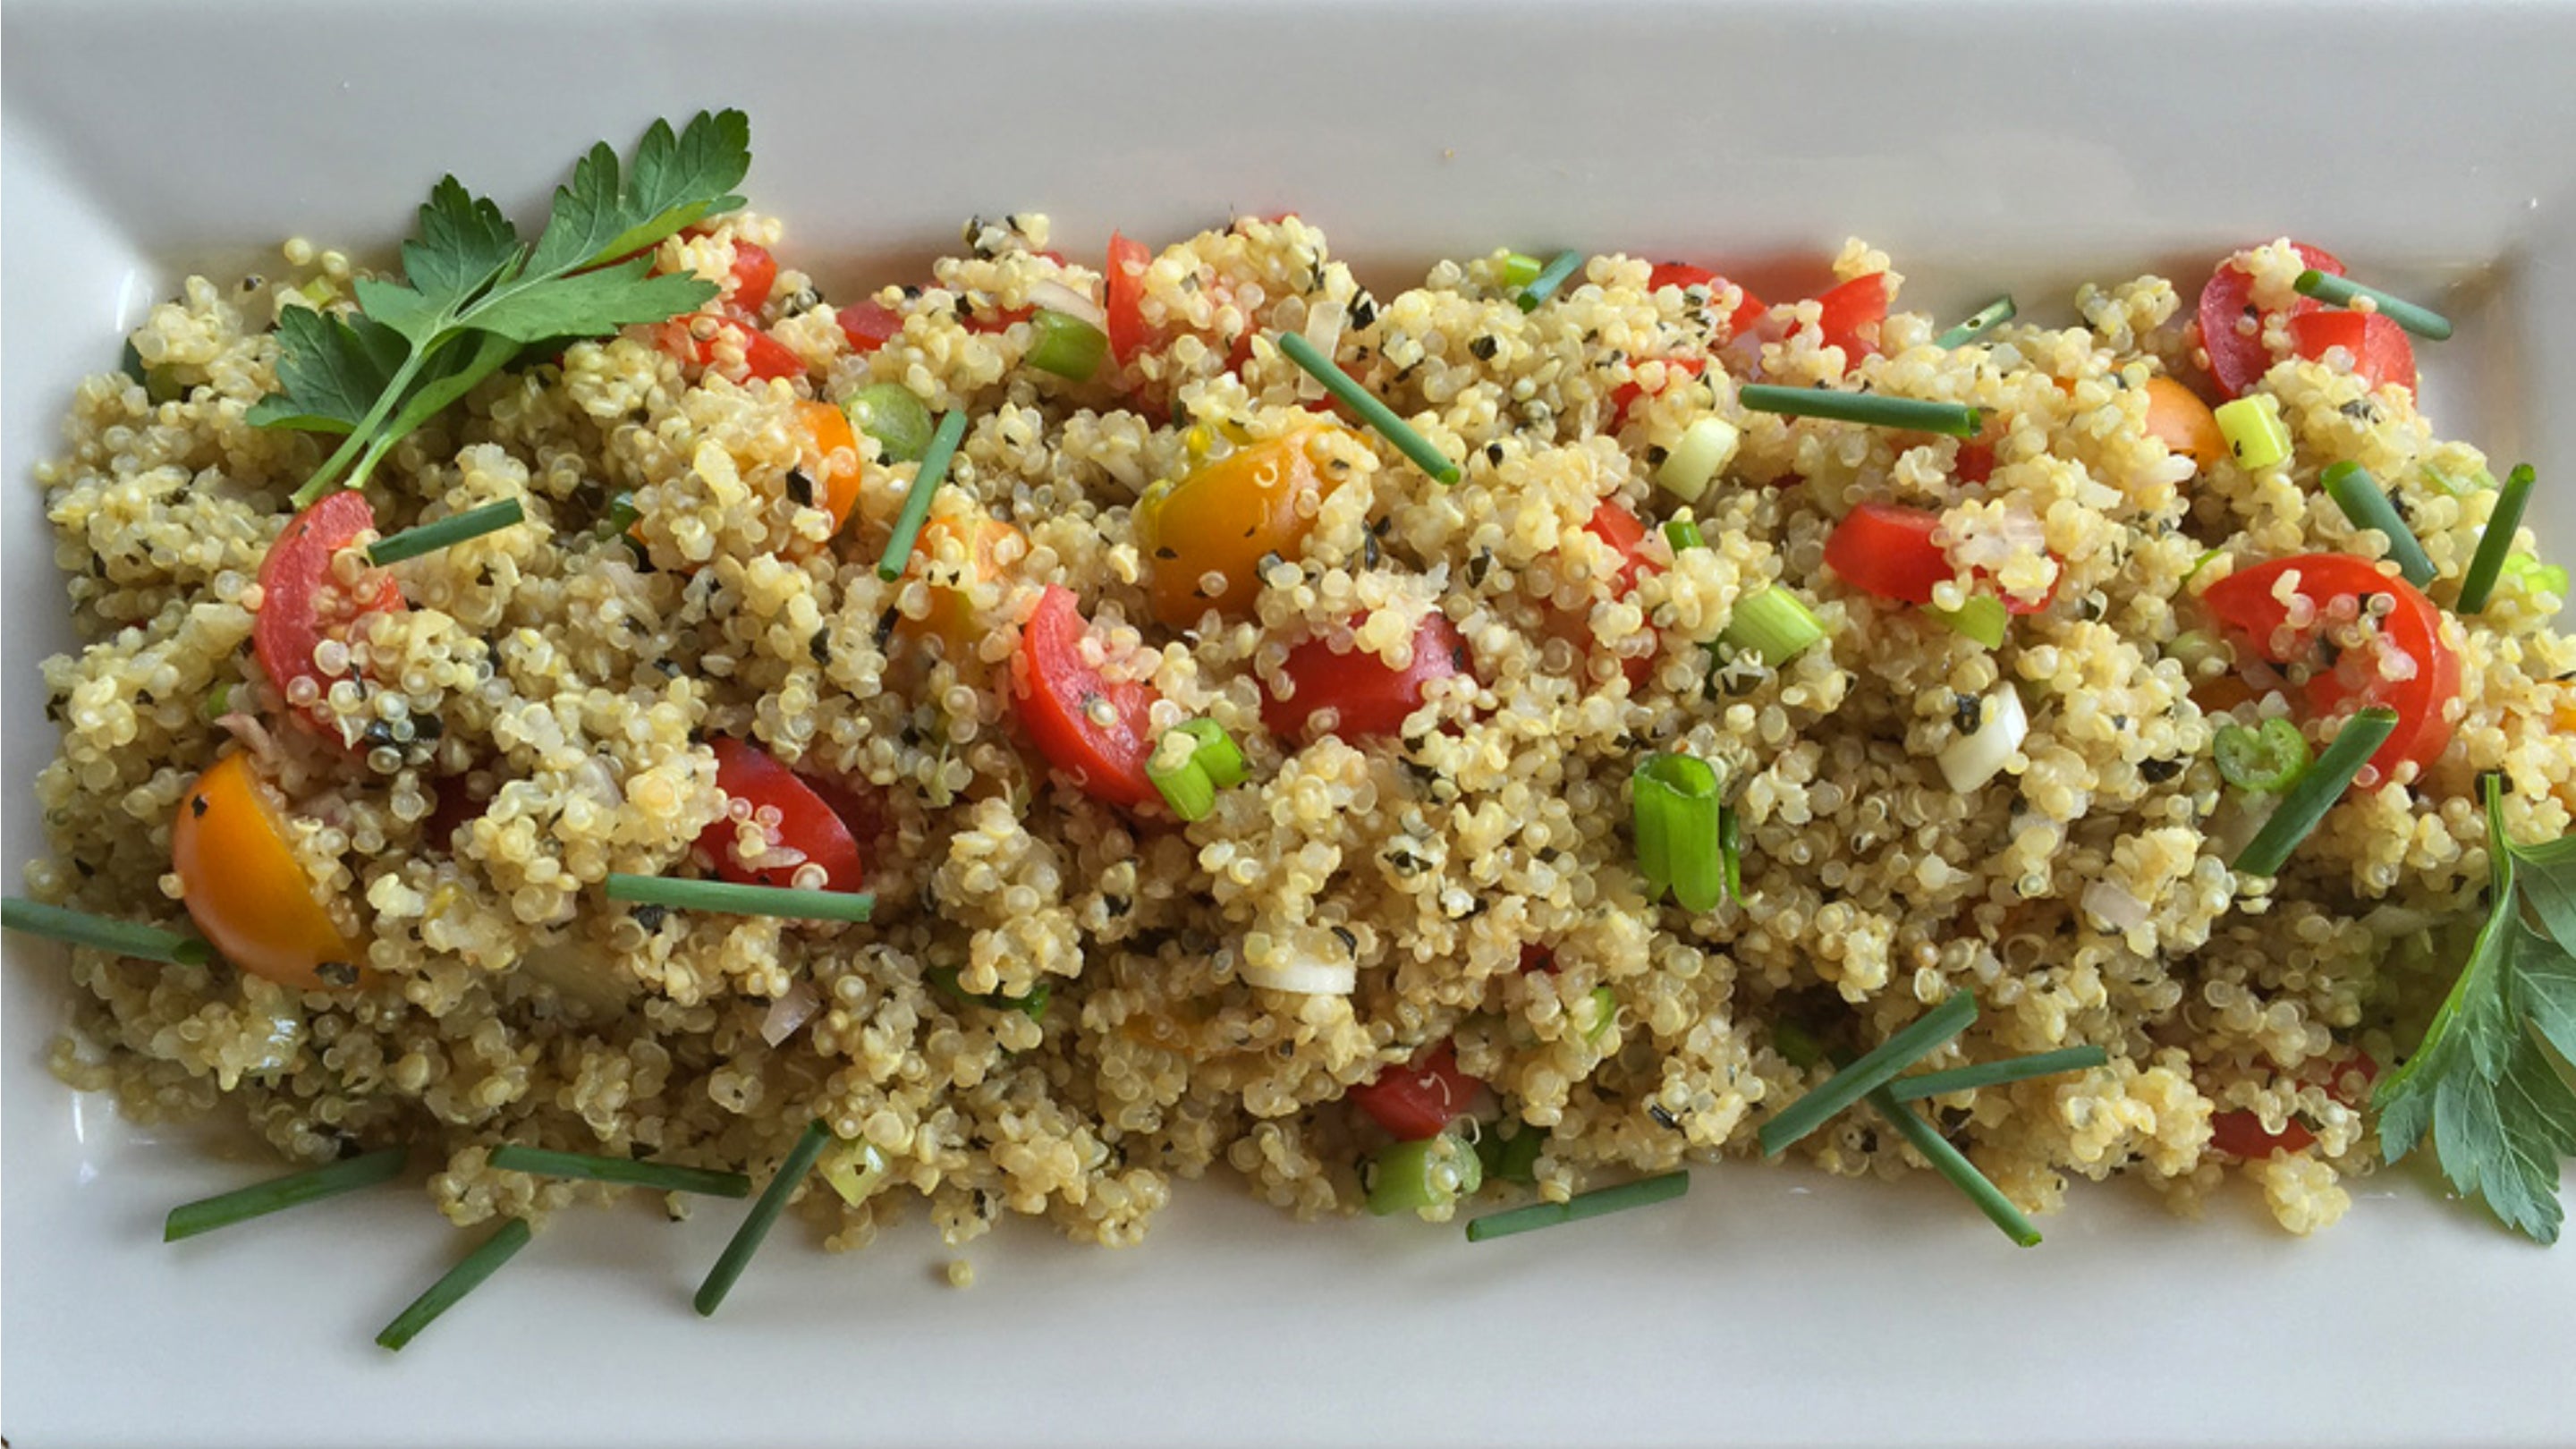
1138;426;1344;628
2141;376;2227;473
2199;554;2459;779
897;511;1024;664
793;401;862;534
254;490;404;741
172;754;360;991
1013;584;1160;807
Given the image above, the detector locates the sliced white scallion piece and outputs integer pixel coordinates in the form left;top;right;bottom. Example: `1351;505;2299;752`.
1656;416;1740;502
1936;681;2027;792
1025;276;1105;330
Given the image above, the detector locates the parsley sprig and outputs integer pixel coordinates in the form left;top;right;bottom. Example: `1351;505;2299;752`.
252;110;751;506
2375;775;2576;1243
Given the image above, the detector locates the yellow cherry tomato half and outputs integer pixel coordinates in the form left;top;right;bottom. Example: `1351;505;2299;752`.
1138;424;1347;628
171;754;359;990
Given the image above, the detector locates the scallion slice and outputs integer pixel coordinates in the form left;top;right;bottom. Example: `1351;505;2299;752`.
2292;269;2454;342
1656;416;1740;501
486;1145;750;1198
1928;595;2008;648
1147;752;1216;822
2455;463;2536;614
367;498;527;566
1717;804;1743;904
2214;394;2292;470
604;874;876;923
4;896;210;966
1474;1123;1546;1186
1864;1089;2040;1246
1631;752;1725;913
1934;295;2016;349
1717;586;1827;667
2319;462;2434;587
695;1118;833;1317
164;1148;407;1241
2214;716;2312;794
1738;384;1980;438
1664;518;1706;553
1170;717;1249;788
2232;706;2399;877
1516;250;1584;312
1464;1170;1688;1242
875;409;969;582
1758;991;1979;1156
843;382;936;464
1277;333;1461;485
1498;252;1545;291
376;1218;534;1351
1365;1131;1482;1216
1025;309;1108;380
1885;1045;2110;1102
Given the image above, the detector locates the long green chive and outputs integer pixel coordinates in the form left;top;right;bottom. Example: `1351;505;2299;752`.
1928;595;2008;648
367;498;526;566
1025;309;1108;380
486;1144;750;1198
1717;804;1743;903
2293;269;2454;342
1171;718;1249;788
2214;394;2292;470
1475;1123;1546;1186
2319;462;2434;586
1276;333;1461;485
1465;1170;1688;1242
1739;383;1980;438
844;382;936;464
604;874;876;923
1934;295;2016;349
2455;463;2536;614
1864;1089;2040;1246
1631;752;1725;913
2233;707;2399;877
1147;752;1216;822
1498;252;1545;291
876;409;969;582
1885;1045;2110;1102
1717;586;1828;667
1758;992;1978;1156
4;897;210;966
1365;1131;1483;1216
1515;250;1584;312
2214;716;2312;794
695;1118;832;1317
164;1148;407;1241
376;1218;533;1351
1664;518;1706;553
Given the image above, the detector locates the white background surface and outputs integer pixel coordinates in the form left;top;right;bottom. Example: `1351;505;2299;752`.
5;2;2575;1445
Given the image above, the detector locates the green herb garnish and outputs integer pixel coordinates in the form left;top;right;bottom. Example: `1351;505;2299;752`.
486;1144;750;1198
694;1118;833;1316
876;409;969;582
2292;269;2454;342
1934;295;2016;349
1885;1045;2110;1101
604;873;876;923
2215;716;2313;794
1464;1171;1688;1242
2320;462;2435;587
1865;1089;2041;1246
1516;249;1585;312
1738;384;1981;438
164;1148;408;1241
4;896;210;966
377;1218;533;1351
1631;752;1726;913
1276;332;1461;485
367;498;527;565
928;965;1051;1021
256;111;750;506
1759;992;1978;1156
2232;707;2398;877
2455;463;2537;614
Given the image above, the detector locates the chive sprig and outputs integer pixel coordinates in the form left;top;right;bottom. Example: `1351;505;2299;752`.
2456;462;2536;614
1934;295;2016;349
369;498;527;565
1759;991;1978;1155
695;1118;833;1317
164;1147;408;1241
376;1218;533;1351
876;408;969;581
2319;462;2434;587
2293;269;2453;342
1464;1170;1689;1242
2233;706;2400;876
487;1144;751;1198
605;873;876;923
1277;332;1461;484
4;896;209;966
1739;384;1980;438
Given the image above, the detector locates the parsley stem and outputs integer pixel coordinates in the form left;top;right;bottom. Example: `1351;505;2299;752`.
368;498;526;565
164;1148;408;1241
376;1218;533;1351
2233;707;2399;877
875;409;968;582
695;1118;832;1316
2455;463;2536;614
1758;992;1978;1156
4;896;210;966
293;345;431;507
486;1144;750;1198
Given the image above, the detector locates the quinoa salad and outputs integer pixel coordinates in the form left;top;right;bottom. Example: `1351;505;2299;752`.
14;114;2576;1332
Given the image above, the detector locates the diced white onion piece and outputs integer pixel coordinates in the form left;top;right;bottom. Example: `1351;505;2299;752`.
759;979;821;1046
1937;681;2027;792
1026;276;1105;330
1298;300;1347;400
2081;880;2151;933
1657;417;1740;501
1241;955;1358;995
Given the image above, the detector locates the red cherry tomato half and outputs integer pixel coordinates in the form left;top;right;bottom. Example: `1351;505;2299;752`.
2195;241;2345;400
1606;355;1707;430
2208;1110;2317;1158
1105;232;1154;366
725;239;777;314
1263;613;1472;744
2288;310;2417;394
837;299;905;355
1809;272;1889;360
694;738;867;892
1647;263;1767;340
1519;943;1557;974
2199;554;2460;778
1347;1041;1482;1140
657;311;806;383
1012;584;1159;807
1569;502;1660;688
254;490;406;739
1823;502;1951;606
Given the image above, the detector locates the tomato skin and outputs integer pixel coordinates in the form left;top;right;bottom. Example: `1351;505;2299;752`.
2200;554;2459;778
172;754;360;991
254;491;405;740
1105;232;1153;366
792;401;862;535
2209;1110;2317;1158
1348;1041;1481;1140
1647;263;1766;339
657;311;805;382
1809;272;1889;360
837;299;904;354
1583;501;1655;599
2195;241;2344;400
695;739;867;892
2287;310;2417;394
1012;584;1159;807
1824;503;1951;606
1139;427;1344;627
725;239;777;313
1606;355;1706;430
1263;613;1472;744
897;511;1024;664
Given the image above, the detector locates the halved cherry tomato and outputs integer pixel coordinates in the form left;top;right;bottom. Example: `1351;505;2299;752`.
1824;502;2055;614
837;299;905;354
793;401;863;534
1606;355;1706;430
898;510;1025;663
2195;241;2344;400
1808;272;1889;360
1105;232;1154;366
724;239;778;313
2142;376;2226;472
2199;554;2459;778
254;490;405;740
1263;613;1471;744
1647;263;1767;340
172;754;360;990
1347;1041;1481;1140
1137;426;1346;627
2210;1052;2377;1158
1012;584;1160;807
2288;310;2417;394
694;738;867;892
421;778;482;852
1519;943;1557;974
1556;502;1660;688
657;310;806;383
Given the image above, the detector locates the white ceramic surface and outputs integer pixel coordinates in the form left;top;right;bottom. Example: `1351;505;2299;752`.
6;3;2575;1446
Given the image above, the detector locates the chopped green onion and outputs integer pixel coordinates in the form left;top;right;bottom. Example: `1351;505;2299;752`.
164;1148;407;1241
1934;295;2016;349
1516;250;1585;313
875;409;969;582
1772;1019;1828;1071
1655;416;1740;501
1170;717;1249;788
2421;462;2499;498
1717;804;1742;903
144;365;189;405
1498;252;1545;291
695;1118;832;1317
2318;462;2434;587
821;1140;890;1207
2232;707;2399;877
1365;1131;1482;1216
1885;1045;2111;1102
1579;985;1618;1044
1738;383;1980;438
1631;752;1725;913
200;682;235;722
1758;991;1978;1157
604;874;876;924
2292;269;2453;342
928;964;1050;1021
596;490;641;541
1717;586;1828;667
367;498;526;566
1864;1089;2040;1246
2215;717;2313;794
1928;595;2008;648
1277;332;1461;485
2455;463;2536;614
843;382;936;464
1025;309;1108;380
1475;1123;1546;1185
486;1144;750;1198
2213;394;2292;470
4;897;210;966
1147;752;1216;822
1664;518;1706;553
1465;1170;1688;1242
376;1217;533;1351
2495;552;2569;608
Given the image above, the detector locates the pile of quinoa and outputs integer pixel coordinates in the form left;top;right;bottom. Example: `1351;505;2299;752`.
24;216;2576;1256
